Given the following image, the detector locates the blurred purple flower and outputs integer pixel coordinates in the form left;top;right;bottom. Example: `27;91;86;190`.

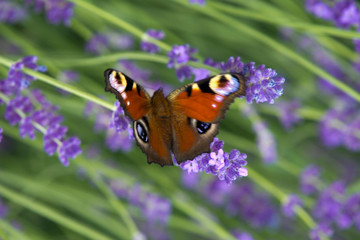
282;194;303;218
107;32;134;50
204;58;220;68
226;183;278;228
59;137;82;166
337;193;360;230
85;34;109;55
141;29;165;53
181;172;200;189
253;121;278;164
26;0;74;25
111;181;172;225
220;56;244;73
180;138;248;184
5;96;34;125
310;224;333;240
333;0;360;29
300;164;322;195
167;44;197;81
319;104;360;151
192;68;210;81
305;0;333;20
233;231;254;240
19;117;35;139
43;124;68;156
0;198;8;218
0;127;2;143
313;181;345;225
111;101;131;132
0;0;27;23
276;100;302;130
189;0;206;5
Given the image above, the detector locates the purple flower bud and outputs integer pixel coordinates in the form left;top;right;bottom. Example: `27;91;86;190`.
192;68;210;81
0;1;27;23
19;117;35;139
276;100;302;130
233;231;254;240
220;56;244;73
59;137;82;166
0;127;2;143
5;96;33;125
300;165;321;195
111;101;131;132
43;124;68;155
189;0;206;5
85;34;109;55
309;224;333;240
0;198;8;218
204;58;220;68
333;0;360;29
282;194;303;218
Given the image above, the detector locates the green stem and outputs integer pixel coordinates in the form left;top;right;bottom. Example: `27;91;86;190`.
0;184;115;240
50;52;169;67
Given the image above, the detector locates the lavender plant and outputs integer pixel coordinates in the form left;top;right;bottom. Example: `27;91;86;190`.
0;0;359;239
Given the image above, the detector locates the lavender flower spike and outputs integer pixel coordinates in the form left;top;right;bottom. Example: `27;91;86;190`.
141;29;165;53
179;138;248;184
245;64;285;104
0;127;3;143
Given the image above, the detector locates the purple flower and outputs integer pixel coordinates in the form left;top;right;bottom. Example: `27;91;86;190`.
245;64;285;104
233;231;254;240
319;104;359;150
343;116;360;151
5;96;34;125
242;105;278;164
142;193;171;224
300;165;321;195
333;0;360;29
85;34;109;55
309;224;333;240
0;0;27;23
4;56;41;95
167;44;198;81
26;0;74;25
189;0;206;5
46;0;74;25
0;127;2;143
305;0;333;21
337;193;360;229
180;138;248;184
0;198;8;218
276;100;302;130
168;44;197;66
204;58;220;68
220;56;244;73
59;137;82;166
176;65;193;82
192;68;210;81
312;181;345;225
43;124;68;156
282;194;303;218
110;101;131;132
141;29;165;53
226;183;278;228
107;32;133;50
58;70;79;84
181;172;200;189
19;117;35;139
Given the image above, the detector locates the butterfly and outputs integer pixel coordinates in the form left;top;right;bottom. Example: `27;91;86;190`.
104;69;246;166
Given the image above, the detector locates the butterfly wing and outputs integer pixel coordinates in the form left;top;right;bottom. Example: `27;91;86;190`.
104;69;172;166
167;74;246;163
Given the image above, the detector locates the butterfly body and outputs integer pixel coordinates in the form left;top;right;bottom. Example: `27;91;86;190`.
105;69;246;166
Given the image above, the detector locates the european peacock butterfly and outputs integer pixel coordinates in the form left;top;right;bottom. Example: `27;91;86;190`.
104;69;246;166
